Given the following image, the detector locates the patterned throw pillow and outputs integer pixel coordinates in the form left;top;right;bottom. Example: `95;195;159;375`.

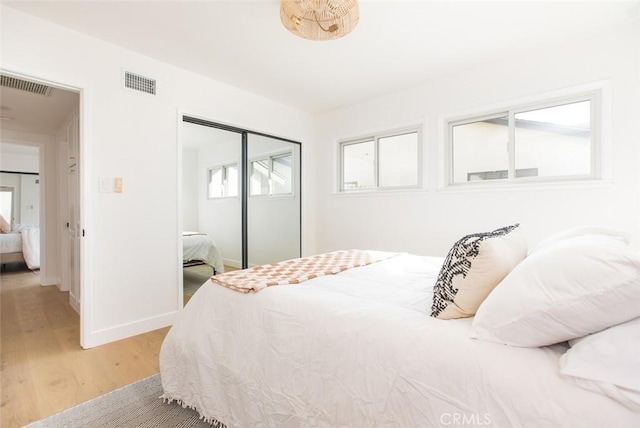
431;224;527;319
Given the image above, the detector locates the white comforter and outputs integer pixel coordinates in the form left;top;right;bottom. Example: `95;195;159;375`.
160;253;640;427
183;233;224;274
21;227;40;270
0;228;39;270
0;232;22;253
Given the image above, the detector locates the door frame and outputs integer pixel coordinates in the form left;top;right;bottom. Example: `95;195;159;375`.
1;69;90;348
177;111;302;307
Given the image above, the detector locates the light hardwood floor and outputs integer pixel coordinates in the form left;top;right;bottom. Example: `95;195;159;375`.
0;265;170;428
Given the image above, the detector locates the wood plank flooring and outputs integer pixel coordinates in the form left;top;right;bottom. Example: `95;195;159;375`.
0;266;170;428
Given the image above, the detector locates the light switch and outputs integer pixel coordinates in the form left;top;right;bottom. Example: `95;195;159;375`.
114;177;123;193
99;177;113;193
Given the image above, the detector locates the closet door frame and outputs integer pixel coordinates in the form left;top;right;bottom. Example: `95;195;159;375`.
182;115;302;269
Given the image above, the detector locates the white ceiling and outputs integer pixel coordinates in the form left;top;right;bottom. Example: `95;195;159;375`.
0;83;79;135
3;1;640;113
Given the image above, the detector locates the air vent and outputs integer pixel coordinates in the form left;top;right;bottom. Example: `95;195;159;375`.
124;71;156;95
0;75;54;96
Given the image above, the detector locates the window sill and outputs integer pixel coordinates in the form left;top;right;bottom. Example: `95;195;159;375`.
331;187;428;197
437;179;614;194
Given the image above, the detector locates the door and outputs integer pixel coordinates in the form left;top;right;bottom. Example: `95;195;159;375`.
181;116;302;271
247;134;301;266
67;113;81;313
182;121;243;270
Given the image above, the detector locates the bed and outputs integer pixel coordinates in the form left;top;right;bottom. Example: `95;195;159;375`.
182;231;224;275
160;228;640;427
0;227;39;270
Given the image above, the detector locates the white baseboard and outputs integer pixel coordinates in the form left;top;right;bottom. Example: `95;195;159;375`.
40;275;58;286
57;276;70;291
82;310;179;349
69;293;80;314
223;258;242;269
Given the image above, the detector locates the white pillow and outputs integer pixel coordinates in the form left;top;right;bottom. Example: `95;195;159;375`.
531;226;630;253
559;317;640;412
430;224;527;319
470;234;640;347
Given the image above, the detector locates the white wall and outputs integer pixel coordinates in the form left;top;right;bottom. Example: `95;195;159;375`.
0;147;39;172
313;24;640;256
1;6;314;347
19;173;40;224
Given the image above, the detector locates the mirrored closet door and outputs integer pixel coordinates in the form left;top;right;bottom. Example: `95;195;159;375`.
181;116;301;273
248;134;301;267
181;121;243;270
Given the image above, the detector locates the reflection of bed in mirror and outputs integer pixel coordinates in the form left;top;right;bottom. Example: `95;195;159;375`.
182;231;224;275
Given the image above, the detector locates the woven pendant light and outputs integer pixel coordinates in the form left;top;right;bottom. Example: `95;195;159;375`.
280;0;359;41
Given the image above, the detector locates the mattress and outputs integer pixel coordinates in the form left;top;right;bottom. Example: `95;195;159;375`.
160;253;640;427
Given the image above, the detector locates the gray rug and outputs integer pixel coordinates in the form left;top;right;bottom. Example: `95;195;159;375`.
183;264;214;295
26;374;225;428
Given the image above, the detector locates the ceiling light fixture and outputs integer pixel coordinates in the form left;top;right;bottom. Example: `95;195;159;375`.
280;0;359;41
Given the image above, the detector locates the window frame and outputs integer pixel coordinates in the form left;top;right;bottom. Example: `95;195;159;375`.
338;126;423;193
446;91;600;187
249;150;295;198
207;162;239;199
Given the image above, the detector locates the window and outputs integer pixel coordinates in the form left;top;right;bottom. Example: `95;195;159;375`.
250;152;293;196
207;164;238;198
340;127;421;191
0;186;14;223
448;94;597;185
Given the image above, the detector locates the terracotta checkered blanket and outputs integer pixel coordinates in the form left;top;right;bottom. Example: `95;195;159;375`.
211;250;396;293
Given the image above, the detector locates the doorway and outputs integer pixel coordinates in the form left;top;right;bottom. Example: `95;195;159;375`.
0;71;83;343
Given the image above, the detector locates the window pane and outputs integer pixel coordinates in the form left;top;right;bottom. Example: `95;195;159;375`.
250;160;269;196
207;168;222;198
272;154;292;195
0;189;13;223
378;132;418;187
342;140;375;190
452;116;508;183
515;101;591;178
225;165;238;197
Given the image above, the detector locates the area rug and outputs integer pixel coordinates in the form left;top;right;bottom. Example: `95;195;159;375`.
183;264;213;296
26;374;225;428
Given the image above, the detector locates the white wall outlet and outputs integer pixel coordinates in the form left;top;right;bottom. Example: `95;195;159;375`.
99;177;113;193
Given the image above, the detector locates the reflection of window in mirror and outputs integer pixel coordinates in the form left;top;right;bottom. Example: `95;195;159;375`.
207;167;222;198
208;164;238;198
272;153;292;195
249;152;293;197
224;165;238;197
250;159;269;196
